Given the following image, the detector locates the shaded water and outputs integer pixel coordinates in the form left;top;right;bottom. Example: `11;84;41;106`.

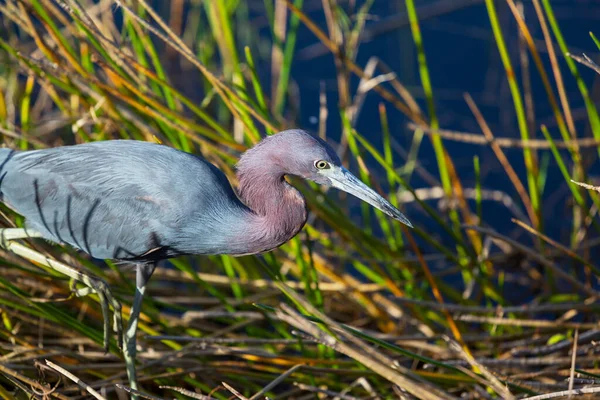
289;0;600;240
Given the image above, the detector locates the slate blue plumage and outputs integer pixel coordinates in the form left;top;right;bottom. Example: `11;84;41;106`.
0;129;411;393
0;140;254;260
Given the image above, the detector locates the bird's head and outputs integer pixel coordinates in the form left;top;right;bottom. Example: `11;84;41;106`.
239;129;412;227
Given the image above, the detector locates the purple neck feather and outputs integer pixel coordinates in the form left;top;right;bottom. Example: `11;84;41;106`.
233;142;308;255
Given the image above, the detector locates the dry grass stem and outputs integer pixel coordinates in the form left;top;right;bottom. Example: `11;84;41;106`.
45;360;106;400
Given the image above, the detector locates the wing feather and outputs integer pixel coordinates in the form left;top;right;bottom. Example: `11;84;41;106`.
0;141;242;260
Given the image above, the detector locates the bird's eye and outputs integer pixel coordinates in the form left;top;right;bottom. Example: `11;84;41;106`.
315;160;330;170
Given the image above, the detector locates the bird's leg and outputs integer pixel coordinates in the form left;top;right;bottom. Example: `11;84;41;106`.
124;262;156;394
68;280;121;343
0;228;123;352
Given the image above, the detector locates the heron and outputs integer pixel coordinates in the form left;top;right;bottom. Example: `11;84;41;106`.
0;129;411;393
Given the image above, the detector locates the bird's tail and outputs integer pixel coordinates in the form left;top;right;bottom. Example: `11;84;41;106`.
0;148;16;199
0;148;16;168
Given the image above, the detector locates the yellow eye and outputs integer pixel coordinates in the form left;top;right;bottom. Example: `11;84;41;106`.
315;160;330;169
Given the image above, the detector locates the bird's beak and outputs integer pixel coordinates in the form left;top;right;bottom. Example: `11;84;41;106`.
324;166;413;228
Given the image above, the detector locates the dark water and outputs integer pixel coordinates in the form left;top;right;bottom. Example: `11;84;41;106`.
277;0;600;246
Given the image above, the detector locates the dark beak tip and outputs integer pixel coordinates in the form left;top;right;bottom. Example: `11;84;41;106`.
382;206;412;228
397;215;413;228
380;204;412;228
384;209;413;228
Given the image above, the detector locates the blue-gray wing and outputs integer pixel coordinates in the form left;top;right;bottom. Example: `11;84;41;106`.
0;141;245;260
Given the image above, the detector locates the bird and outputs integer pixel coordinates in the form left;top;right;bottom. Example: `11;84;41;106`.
0;129;411;393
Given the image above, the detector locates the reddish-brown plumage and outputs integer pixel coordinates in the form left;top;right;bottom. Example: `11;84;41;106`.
235;132;312;254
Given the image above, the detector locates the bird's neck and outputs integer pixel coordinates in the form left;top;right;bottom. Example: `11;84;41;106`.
234;165;308;254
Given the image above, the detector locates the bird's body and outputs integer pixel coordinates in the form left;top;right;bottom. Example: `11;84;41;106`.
0;129;411;394
0;139;308;261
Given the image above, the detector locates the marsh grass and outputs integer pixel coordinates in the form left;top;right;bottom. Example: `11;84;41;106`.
0;0;600;398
